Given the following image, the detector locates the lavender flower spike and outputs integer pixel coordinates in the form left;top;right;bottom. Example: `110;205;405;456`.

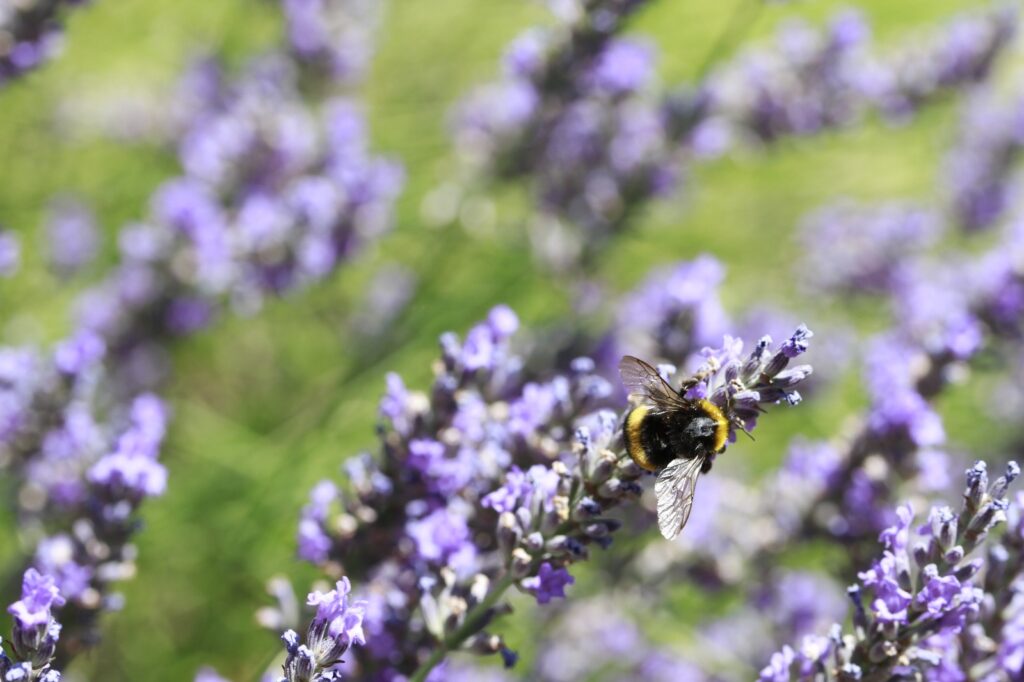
687;326;815;444
2;568;64;681
760;460;1020;681
278;577;367;682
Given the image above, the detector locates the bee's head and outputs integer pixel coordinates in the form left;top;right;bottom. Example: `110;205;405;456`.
683;415;721;454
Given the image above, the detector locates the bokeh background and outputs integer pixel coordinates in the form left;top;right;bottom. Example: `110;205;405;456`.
1;0;1019;679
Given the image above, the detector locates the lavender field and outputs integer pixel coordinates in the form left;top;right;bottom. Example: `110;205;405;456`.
1;0;1023;680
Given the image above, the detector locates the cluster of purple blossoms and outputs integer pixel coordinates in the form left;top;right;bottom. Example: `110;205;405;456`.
695;10;873;148
451;0;668;266
449;5;1016;268
293;300;814;679
698;7;1015;148
77;55;401;394
0;0;88;88
44;196;99;279
281;0;381;82
796;201;942;296
616;196;1024;593
278;578;367;682
2;568;64;681
944;88;1024;232
0;0;399;668
761;461;1021;681
4;351;171;657
525;594;704;682
607;255;729;368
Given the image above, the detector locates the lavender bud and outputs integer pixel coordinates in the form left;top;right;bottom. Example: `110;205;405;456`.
954;558;983;582
847;585;868;631
597;477;625;498
614;458;643;480
930;506;957;551
839;663;863;681
511;549;532;578
869;639;898;661
988;460;1020;500
741;336;772;376
772;365;814;388
500;646;519;669
525;532;545;553
913;541;932;568
968;499;1009;541
575;497;602;518
963;461;989;512
497;512;521;556
588;452;617;484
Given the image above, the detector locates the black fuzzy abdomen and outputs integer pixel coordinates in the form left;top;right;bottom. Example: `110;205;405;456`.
631;411;672;470
636;409;719;470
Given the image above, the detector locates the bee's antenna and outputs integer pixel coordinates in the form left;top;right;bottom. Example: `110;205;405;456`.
732;416;755;442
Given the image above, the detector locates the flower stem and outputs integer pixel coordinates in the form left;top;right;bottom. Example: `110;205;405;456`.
694;0;762;81
409;572;518;682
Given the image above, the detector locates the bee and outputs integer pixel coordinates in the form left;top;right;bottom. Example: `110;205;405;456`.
619;355;730;540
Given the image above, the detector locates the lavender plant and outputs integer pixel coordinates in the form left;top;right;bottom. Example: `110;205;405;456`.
293;304;814;679
0;0;401;665
449;5;1016;268
636;221;1020;591
5;1;1024;679
944;88;1024;232
0;0;89;88
760;460;1020;681
44;197;98;279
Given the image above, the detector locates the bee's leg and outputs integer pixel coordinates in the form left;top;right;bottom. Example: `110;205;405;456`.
700;457;714;474
679;359;720;393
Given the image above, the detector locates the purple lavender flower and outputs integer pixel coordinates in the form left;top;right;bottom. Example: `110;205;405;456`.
797;201;941;295
281;0;381;82
290;304;815;679
761;461;1019;680
1;0;400;671
7;570;64;630
45;197;99;278
585;39;656;96
406;506;477;573
2;569;64;681
87;393;169;500
520;562;574;604
611;256;728;368
279;577;367;682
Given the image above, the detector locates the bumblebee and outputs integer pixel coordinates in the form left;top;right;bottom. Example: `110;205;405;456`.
619;355;729;540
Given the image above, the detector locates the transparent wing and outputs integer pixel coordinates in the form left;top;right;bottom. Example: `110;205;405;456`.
618;355;687;410
654;456;704;540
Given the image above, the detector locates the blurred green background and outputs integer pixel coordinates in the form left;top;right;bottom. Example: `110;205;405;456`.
0;0;1012;679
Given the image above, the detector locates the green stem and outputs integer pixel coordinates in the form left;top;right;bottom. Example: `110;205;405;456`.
409;572;518;682
694;0;762;82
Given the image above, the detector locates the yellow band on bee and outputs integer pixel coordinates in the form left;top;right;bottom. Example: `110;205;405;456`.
626;406;656;471
698;399;729;453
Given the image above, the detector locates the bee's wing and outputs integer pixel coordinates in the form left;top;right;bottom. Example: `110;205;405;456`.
654;456;704;540
618;355;687;410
